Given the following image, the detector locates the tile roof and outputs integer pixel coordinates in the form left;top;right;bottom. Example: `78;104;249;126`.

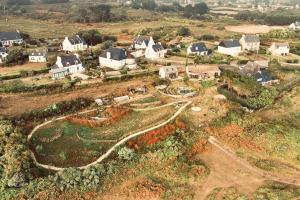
100;47;127;61
243;35;260;43
0;32;22;41
190;42;208;52
219;39;241;48
68;35;87;45
152;44;164;52
60;55;82;67
133;36;149;46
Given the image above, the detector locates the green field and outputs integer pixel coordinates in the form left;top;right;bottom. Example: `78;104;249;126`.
30;105;177;167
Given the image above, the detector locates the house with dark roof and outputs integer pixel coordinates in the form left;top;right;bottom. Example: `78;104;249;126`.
29;51;47;63
0;31;23;47
99;47;136;70
132;35;149;50
0;47;8;64
217;39;241;56
239;61;278;86
50;54;84;79
62;35;88;52
187;42;209;56
145;37;166;60
239;35;260;51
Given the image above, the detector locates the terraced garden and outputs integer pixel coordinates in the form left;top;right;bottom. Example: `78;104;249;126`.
30;104;178;168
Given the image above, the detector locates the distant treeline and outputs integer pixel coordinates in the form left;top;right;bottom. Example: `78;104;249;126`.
235;10;300;25
7;0;69;5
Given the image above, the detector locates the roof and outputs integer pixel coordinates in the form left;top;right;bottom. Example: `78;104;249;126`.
293;22;300;27
59;55;82;67
30;51;47;57
152;44;164;52
240;61;261;76
100;47;127;61
219;39;241;48
254;70;273;83
242;35;260;43
187;65;220;75
133;36;149;46
0;47;6;53
67;35;87;45
0;32;22;41
190;42;208;52
273;43;289;48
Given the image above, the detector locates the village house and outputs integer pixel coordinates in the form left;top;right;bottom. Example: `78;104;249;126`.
239;61;278;86
268;43;290;56
145;37;166;60
187;42;209;56
0;31;23;47
159;66;178;80
186;65;221;80
62;35;88;52
50;54;84;79
29;51;47;63
99;47;136;70
289;22;300;30
239;34;260;52
0;47;8;64
217;39;242;56
132;35;149;50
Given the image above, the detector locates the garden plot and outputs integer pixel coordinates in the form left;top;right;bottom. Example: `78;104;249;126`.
30;104;178;168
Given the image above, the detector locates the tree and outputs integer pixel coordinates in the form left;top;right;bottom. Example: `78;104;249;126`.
177;27;191;36
183;2;209;18
4;47;26;65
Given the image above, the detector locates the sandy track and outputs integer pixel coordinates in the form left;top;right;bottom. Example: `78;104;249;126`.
195;137;300;200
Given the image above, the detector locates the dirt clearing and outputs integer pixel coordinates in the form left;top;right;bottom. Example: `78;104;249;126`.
225;25;286;34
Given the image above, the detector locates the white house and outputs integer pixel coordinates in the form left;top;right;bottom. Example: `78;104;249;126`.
187;42;209;56
50;54;84;79
159;66;178;79
29;51;47;63
0;31;23;47
289;22;300;30
132;35;149;50
239;35;260;52
218;39;242;56
0;47;8;64
62;35;88;52
268;43;290;56
145;37;166;60
99;47;136;70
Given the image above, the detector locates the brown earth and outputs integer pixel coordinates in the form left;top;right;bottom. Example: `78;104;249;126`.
0;78;154;117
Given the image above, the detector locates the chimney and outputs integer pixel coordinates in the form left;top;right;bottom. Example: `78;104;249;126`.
107;52;111;59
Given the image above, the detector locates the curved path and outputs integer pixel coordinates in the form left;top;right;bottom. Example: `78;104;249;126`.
197;136;300;200
29;101;192;171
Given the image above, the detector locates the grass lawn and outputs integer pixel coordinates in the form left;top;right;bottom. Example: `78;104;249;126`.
30;104;177;167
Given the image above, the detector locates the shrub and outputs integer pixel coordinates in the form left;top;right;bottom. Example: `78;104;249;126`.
117;147;135;161
177;27;191;37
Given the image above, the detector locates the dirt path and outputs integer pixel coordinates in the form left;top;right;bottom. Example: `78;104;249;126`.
195;137;300;200
0;78;154;117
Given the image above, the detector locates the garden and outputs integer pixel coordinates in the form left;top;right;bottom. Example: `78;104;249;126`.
30;104;179;168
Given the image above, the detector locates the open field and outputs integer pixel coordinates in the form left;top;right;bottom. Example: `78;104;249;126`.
0;62;47;75
30;104;177;167
225;25;286;34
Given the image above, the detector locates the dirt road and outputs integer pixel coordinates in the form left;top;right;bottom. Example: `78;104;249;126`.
195;137;300;200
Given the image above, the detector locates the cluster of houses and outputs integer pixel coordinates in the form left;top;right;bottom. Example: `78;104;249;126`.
0;27;296;85
216;34;289;57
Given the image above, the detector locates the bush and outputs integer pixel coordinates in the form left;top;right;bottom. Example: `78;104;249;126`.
117;147;135;161
177;27;191;37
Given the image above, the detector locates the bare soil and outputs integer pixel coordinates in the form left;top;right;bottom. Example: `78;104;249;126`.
225;25;286;34
0;78;154;117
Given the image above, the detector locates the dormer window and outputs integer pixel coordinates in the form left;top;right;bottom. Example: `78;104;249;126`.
66;62;70;66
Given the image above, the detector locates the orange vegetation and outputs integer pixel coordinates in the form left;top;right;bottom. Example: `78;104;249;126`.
65;106;132;128
205;124;264;152
127;119;187;149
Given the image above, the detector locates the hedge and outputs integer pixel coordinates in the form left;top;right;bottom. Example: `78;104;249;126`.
0;68;49;81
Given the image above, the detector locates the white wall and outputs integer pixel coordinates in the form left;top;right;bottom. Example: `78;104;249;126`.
99;57;126;70
218;46;241;56
29;56;47;63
